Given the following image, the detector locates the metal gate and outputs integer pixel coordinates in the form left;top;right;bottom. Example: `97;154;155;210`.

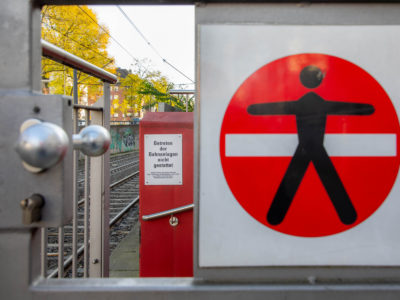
40;40;116;278
2;1;400;299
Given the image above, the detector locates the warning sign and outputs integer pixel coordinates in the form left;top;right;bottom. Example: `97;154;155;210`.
220;53;400;237
145;134;182;185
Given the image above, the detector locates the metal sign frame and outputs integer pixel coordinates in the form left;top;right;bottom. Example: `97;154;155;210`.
2;1;400;300
194;2;400;283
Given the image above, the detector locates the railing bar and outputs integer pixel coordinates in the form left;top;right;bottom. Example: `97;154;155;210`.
47;245;85;279
47;175;140;279
41;228;48;278
84;111;90;278
73;69;78;105
73;104;103;111
109;196;139;227
168;89;195;94
58;227;64;278
102;82;111;277
71;82;79;278
142;204;194;221
41;39;117;84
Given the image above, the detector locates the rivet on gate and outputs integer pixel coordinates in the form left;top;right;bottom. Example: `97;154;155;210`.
169;216;178;227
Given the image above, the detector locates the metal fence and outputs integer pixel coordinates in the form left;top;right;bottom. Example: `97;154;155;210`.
40;40;117;278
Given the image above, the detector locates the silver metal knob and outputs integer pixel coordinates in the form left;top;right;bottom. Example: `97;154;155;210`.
73;125;111;156
15;119;69;173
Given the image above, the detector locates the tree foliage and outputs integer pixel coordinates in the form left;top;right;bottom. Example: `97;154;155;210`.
41;5;193;116
119;66;193;115
41;5;115;98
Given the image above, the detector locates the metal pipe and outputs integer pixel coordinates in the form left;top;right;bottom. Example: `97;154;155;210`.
41;40;117;84
84;112;90;278
168;89;195;94
71;83;79;277
142;204;194;221
41;228;47;278
47;245;85;279
73;69;78;105
72;105;79;278
57;227;64;278
73;104;103;111
102;82;111;277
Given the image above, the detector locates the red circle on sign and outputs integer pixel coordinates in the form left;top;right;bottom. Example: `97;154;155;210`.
220;53;400;237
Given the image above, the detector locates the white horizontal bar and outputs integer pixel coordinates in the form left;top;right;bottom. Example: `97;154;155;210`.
225;134;397;157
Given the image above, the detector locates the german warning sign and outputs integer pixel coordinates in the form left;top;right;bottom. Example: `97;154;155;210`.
145;134;182;185
220;53;400;237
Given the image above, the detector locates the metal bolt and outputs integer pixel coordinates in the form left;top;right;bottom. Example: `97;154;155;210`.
92;258;99;264
169;216;179;227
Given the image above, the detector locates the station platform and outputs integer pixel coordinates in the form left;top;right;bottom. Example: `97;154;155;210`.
110;222;140;277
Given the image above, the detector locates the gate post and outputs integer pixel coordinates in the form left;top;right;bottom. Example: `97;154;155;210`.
0;0;43;299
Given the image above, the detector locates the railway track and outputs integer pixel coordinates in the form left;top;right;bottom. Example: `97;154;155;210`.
45;151;140;278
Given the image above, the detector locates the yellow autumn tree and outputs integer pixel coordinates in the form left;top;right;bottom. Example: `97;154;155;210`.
119;72;143;116
119;68;176;116
41;5;115;99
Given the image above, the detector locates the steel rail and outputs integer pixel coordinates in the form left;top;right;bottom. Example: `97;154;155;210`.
142;204;194;221
110;171;139;189
76;170;139;206
110;160;139;174
109;196;140;227
41;40;117;84
47;171;140;279
47;196;140;279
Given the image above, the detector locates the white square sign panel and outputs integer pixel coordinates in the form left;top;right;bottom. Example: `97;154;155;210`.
145;134;182;185
198;25;400;267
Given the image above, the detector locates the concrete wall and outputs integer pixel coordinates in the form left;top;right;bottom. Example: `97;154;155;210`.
110;125;139;154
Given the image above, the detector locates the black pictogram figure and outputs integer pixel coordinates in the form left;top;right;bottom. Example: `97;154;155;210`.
247;65;375;226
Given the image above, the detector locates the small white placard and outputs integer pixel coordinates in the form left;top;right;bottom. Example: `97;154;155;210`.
145;134;182;185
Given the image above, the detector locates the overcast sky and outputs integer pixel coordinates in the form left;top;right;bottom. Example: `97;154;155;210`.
90;5;195;88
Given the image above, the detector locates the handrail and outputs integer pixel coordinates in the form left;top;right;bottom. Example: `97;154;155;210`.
168;89;195;95
142;203;194;221
73;104;103;111
41;40;118;84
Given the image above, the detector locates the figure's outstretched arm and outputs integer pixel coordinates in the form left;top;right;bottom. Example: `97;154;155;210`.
247;101;298;115
325;101;374;115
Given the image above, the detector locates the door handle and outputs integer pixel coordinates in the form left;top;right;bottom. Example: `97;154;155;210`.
16;119;111;172
72;125;111;157
15;119;69;172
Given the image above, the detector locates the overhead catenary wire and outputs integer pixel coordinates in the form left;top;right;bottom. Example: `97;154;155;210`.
44;5;189;99
116;5;195;84
78;5;154;79
78;5;138;64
